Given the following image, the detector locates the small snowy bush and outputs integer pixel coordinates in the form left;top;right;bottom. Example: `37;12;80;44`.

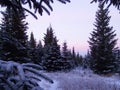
0;60;53;90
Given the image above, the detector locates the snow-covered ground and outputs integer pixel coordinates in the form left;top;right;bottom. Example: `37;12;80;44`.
38;68;120;90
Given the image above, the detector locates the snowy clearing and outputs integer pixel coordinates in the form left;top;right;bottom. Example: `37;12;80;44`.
38;68;120;90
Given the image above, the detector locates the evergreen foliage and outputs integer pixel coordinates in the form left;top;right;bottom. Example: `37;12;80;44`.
72;47;76;60
37;40;43;49
83;51;91;69
88;3;118;74
74;53;83;67
29;32;36;48
61;42;73;70
0;60;53;90
27;32;38;64
0;31;26;62
36;41;44;64
0;0;70;18
42;26;63;71
71;47;82;67
62;42;69;58
44;26;54;46
114;49;120;72
91;0;120;11
1;7;28;47
0;7;29;63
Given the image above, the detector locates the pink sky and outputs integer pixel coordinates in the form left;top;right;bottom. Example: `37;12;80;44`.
25;1;120;56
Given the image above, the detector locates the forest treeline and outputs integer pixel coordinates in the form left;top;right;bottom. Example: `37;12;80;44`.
0;3;120;74
0;6;83;90
0;7;83;72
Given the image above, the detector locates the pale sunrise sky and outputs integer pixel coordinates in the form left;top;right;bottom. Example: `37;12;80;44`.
0;0;120;56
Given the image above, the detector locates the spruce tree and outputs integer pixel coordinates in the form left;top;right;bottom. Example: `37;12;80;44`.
42;26;62;71
72;47;76;59
76;53;83;66
73;52;83;67
62;42;69;58
1;7;28;47
83;51;91;69
88;3;117;74
36;40;44;64
61;42;72;70
37;40;43;49
71;47;78;67
114;49;120;72
0;7;28;63
29;32;36;48
44;26;54;46
28;32;38;64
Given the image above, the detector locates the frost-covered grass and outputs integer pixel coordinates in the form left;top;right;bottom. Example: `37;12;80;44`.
39;68;120;90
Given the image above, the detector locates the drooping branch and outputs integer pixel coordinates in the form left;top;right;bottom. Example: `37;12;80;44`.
0;0;70;19
91;0;120;10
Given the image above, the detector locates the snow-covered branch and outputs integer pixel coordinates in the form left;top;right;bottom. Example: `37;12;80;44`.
0;60;53;90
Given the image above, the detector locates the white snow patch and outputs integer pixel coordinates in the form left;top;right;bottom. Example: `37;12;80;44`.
38;79;59;90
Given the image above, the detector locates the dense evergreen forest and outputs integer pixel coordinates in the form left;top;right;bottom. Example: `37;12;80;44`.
0;6;83;70
0;0;120;90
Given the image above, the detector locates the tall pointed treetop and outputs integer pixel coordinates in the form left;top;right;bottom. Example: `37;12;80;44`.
88;3;117;74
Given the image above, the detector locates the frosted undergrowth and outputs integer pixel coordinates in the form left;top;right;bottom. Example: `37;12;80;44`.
39;68;120;90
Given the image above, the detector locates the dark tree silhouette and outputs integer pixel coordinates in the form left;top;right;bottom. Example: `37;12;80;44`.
91;0;120;10
43;26;54;46
29;32;36;48
27;32;38;63
61;41;73;70
1;7;28;47
42;26;62;71
88;3;118;74
0;7;29;63
0;0;70;19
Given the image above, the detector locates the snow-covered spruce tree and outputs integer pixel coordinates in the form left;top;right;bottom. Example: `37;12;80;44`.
0;31;26;62
71;47;83;67
71;47;76;67
28;32;38;64
88;3;118;74
29;32;37;49
76;53;83;66
1;7;28;47
43;25;54;46
61;42;73;70
36;40;44;65
42;26;63;71
83;50;92;69
71;47;77;67
0;7;29;63
0;60;53;90
113;49;120;72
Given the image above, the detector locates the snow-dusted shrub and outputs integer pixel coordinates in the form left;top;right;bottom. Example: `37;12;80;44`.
0;60;53;90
